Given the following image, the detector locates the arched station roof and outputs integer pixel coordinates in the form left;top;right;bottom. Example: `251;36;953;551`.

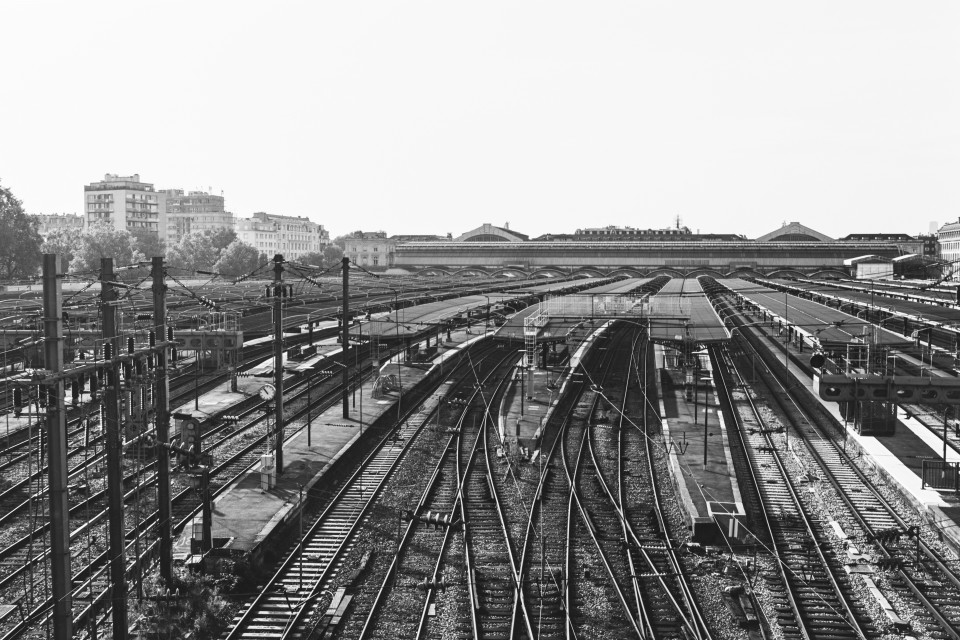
755;222;833;242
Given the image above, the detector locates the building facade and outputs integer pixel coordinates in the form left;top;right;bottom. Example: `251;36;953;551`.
32;213;84;237
160;189;235;246
341;231;393;267
574;225;743;241
937;222;960;275
236;211;327;260
838;233;922;256
83;174;161;235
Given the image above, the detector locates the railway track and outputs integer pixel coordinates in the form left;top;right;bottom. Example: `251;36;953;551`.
714;345;876;640
721;336;960;639
222;341;494;640
352;349;516;639
589;328;712;639
563;326;646;638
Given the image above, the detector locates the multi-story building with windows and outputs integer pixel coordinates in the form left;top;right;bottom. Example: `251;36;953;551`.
160;189;234;246
236;211;327;260
32;213;84;237
574;225;743;241
341;231;394;268
937;222;960;275
838;233;922;256
83;174;161;235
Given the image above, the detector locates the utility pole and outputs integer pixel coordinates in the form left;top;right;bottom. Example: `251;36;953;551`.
342;256;350;419
102;257;128;639
43;254;72;640
152;257;172;585
273;254;285;475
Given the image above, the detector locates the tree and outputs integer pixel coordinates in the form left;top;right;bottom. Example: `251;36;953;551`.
205;227;237;254
323;244;344;266
167;232;220;274
70;221;134;273
297;251;325;267
131;569;235;640
130;227;166;262
167;228;239;274
213;240;263;277
0;181;43;280
41;227;80;272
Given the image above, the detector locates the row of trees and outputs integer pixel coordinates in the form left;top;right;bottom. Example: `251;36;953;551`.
0;181;344;280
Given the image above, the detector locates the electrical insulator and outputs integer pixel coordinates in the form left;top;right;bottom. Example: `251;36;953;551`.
135;358;144;376
128;336;135;354
167;327;174;341
147;354;155;370
122;362;131;382
265;285;271;298
71;380;80;402
136;313;152;320
171;346;178;362
104;342;113;360
149;330;156;347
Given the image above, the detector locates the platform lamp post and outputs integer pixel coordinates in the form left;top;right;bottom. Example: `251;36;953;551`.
781;292;790;450
517;350;527;419
304;364;316;447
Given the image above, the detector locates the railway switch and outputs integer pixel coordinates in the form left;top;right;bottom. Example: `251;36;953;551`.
416;579;448;592
403;510;460;530
872;528;902;544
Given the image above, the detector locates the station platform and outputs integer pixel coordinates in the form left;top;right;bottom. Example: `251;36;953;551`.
772;279;960;327
746;323;960;556
720;278;911;349
649;278;729;344
495;321;609;462
173;324;494;569
653;345;745;545
357;294;519;340
494;278;646;343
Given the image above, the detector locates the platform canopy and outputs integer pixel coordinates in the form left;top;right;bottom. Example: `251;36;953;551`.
647;278;730;344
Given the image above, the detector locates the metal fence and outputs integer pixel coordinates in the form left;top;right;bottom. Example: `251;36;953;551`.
921;459;959;491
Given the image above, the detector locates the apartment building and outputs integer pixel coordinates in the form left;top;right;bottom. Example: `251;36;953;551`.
32;213;84;237
236;211;328;260
83;174;161;235
160;189;235;246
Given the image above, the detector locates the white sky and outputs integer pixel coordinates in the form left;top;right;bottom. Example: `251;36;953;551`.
2;1;957;240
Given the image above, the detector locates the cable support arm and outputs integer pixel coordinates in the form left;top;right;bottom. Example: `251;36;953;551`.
8;340;177;386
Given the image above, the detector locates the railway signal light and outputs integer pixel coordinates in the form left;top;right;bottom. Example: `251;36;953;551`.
906;525;920;539
104;342;113;360
128;336;135;354
13;387;23;416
